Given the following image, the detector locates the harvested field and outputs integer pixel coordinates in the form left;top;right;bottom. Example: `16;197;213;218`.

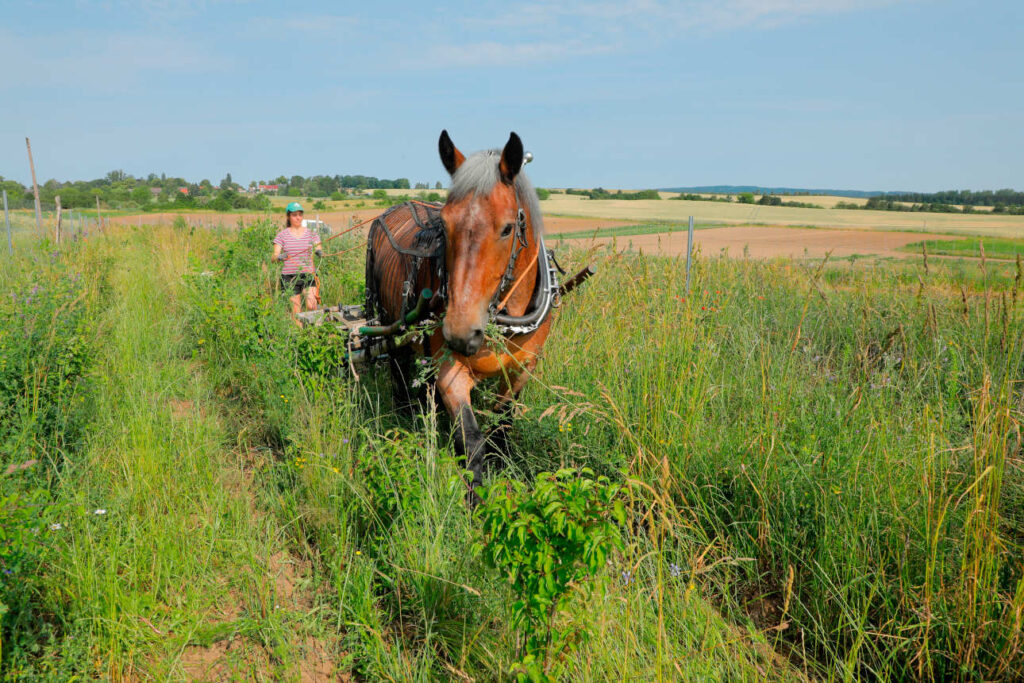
555;225;960;260
541;194;1024;238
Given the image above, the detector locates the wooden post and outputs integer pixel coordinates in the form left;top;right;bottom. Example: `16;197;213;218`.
685;215;695;294
96;195;102;232
3;189;11;255
26;137;42;238
55;195;62;243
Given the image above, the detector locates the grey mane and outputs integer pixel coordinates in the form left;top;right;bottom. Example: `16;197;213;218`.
448;149;545;235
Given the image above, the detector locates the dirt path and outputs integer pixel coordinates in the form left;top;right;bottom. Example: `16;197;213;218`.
556;225;959;260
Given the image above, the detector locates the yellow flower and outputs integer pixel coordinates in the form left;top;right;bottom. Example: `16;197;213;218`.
332;467;339;474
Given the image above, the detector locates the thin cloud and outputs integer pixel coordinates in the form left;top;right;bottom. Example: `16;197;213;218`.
461;0;908;33
418;39;616;69
246;14;359;37
0;29;231;93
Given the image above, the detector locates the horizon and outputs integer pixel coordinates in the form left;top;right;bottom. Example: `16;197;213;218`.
3;1;1022;193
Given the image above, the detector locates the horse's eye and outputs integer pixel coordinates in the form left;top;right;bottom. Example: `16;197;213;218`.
500;223;514;238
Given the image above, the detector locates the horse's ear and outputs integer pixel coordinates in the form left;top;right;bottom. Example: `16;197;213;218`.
499;132;524;185
439;130;465;176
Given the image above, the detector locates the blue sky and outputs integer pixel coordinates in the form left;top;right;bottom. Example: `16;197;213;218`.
2;0;1022;192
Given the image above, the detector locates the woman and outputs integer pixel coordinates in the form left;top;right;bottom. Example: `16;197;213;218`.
272;201;323;316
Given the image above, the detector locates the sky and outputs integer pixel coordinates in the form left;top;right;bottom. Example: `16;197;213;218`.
1;0;1022;192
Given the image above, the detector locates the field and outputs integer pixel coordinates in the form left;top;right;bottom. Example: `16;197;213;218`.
3;195;1024;682
540;193;1024;238
552;225;961;260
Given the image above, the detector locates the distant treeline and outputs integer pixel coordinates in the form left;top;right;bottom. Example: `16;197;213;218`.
884;189;1024;207
0;170;415;212
671;193;733;203
668;191;822;208
566;188;661;200
836;196;1024;215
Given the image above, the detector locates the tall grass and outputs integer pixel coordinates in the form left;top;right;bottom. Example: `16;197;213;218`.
6;217;1021;680
534;247;1024;679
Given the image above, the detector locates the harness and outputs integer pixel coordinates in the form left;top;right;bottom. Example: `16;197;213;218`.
364;199;562;340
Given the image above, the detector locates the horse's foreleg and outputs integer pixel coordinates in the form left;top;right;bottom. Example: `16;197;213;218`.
437;361;485;494
489;357;539;460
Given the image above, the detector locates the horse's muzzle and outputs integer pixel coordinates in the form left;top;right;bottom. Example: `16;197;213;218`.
444;326;484;356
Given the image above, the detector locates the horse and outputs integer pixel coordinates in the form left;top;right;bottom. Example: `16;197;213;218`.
364;130;559;493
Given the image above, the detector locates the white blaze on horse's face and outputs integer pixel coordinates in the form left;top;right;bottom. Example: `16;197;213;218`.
438;129;525;357
441;184;519;357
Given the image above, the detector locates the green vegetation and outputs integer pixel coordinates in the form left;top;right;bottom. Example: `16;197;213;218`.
887;188;1024;207
566;188;661;200
903;237;1024;260
671;192;733;203
476;469;624;681
3;217;1023;680
836;196;1024;215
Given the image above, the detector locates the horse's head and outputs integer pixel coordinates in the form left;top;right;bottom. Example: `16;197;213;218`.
438;130;534;356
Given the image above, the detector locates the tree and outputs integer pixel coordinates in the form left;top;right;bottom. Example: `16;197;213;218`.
130;185;151;205
737;192;755;204
220;173;233;190
435;181;443;189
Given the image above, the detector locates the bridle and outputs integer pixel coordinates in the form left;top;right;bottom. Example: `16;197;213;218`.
365;182;561;341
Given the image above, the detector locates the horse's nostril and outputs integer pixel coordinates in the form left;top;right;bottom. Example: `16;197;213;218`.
465;328;484;355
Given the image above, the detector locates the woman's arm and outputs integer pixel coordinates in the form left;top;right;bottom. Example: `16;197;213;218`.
272;242;283;262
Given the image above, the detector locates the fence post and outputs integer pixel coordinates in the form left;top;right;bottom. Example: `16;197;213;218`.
685;215;695;294
3;189;11;255
26;137;43;238
55;195;62;243
96;195;102;232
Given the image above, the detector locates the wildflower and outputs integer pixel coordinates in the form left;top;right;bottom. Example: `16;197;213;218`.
2;569;12;575
332;467;339;474
621;570;632;586
355;550;362;556
669;563;682;578
94;509;107;515
50;523;62;531
342;438;349;444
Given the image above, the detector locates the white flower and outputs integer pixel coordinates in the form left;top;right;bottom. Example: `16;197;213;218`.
50;523;62;531
94;509;107;515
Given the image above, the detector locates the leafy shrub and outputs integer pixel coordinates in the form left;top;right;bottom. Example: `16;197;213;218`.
0;244;105;667
185;219;297;444
475;468;625;681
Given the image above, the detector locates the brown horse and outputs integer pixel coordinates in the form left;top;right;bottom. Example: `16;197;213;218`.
365;130;557;491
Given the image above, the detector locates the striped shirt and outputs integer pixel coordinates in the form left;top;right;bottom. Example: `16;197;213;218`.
273;228;321;274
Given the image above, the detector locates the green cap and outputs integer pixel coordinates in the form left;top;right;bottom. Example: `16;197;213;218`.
286;201;304;213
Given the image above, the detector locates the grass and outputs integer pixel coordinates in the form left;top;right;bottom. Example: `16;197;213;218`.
3;217;1023;680
903;237;1024;260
